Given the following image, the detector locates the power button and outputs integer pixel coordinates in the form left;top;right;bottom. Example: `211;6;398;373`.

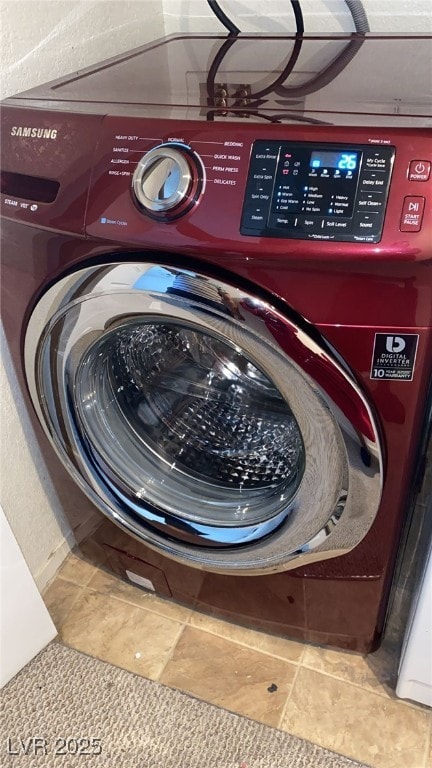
408;160;431;182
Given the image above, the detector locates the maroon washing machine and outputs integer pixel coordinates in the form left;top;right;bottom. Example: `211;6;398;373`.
1;33;431;652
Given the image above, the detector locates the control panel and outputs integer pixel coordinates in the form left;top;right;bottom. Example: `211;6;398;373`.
68;115;429;256
241;141;395;243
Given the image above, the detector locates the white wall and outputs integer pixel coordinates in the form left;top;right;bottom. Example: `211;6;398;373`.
162;0;432;34
0;0;165;99
0;1;165;588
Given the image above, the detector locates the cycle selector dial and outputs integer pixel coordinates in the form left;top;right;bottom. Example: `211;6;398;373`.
132;143;204;220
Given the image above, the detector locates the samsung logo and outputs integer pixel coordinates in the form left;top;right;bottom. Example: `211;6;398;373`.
10;126;58;139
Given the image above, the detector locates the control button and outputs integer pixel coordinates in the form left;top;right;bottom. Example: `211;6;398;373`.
295;216;324;233
252;160;278;170
353;212;382;235
268;213;297;229
363;151;391;171
254;192;271;202
322;219;350;231
251;172;275;184
408;160;431;182
248;177;274;198
356;192;384;211
359;171;387;190
400;196;425;232
242;211;266;229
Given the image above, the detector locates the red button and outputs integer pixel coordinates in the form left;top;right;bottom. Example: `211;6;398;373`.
400;196;425;232
408;160;431;182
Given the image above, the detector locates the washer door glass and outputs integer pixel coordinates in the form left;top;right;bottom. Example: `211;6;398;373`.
76;319;305;533
25;263;382;574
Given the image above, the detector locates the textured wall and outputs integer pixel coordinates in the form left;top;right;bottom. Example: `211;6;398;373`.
162;0;432;33
0;1;165;587
0;0;165;99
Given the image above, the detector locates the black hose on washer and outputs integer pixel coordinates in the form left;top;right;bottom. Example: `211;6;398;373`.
205;1;370;107
207;0;305;35
207;0;240;35
274;0;371;98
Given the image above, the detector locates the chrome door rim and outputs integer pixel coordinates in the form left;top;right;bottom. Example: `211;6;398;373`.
25;263;383;574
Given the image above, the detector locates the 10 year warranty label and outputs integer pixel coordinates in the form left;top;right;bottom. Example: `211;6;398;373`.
370;333;419;381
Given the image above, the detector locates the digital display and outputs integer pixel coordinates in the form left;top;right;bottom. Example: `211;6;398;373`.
310;151;359;171
241;140;394;243
271;145;362;220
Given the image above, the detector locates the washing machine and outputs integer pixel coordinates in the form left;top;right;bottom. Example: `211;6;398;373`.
1;33;431;652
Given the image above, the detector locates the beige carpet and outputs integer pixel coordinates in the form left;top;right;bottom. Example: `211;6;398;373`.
0;642;370;767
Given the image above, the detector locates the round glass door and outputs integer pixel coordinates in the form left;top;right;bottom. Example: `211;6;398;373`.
25;263;382;573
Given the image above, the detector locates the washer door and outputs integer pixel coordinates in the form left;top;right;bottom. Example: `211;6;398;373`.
25;263;382;574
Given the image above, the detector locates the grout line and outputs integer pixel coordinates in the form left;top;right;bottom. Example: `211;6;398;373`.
297;641;307;666
185;616;305;664
299;660;431;713
43;573;83;596
197;625;299;666
56;562;193;623
155;623;188;683
81;580;189;625
46;581;86;634
56;569;98;589
276;654;303;730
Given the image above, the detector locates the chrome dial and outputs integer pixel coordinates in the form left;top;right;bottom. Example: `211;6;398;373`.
132;145;194;215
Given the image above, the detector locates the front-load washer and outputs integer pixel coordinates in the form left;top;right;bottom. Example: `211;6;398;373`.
1;33;431;652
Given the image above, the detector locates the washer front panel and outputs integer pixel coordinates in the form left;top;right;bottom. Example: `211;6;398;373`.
25;263;383;574
83;116;431;277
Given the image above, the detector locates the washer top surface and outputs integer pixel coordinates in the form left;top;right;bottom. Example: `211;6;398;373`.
7;34;432;126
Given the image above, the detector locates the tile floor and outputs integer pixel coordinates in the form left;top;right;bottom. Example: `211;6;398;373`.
44;548;431;768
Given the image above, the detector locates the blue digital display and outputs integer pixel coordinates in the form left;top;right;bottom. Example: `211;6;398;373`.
310;151;358;171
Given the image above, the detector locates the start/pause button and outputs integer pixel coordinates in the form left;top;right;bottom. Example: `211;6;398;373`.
400;196;425;232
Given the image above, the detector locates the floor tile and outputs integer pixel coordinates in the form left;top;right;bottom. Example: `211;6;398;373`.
87;567;192;622
159;625;296;727
58;551;98;586
302;641;398;697
189;611;304;663
43;576;83;629
48;552;429;768
60;588;183;680
281;666;431;768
